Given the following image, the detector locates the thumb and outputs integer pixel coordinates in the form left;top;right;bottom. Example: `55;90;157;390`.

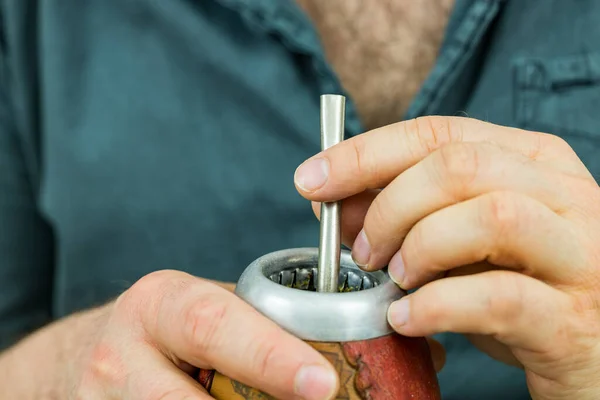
136;272;339;400
132;347;213;400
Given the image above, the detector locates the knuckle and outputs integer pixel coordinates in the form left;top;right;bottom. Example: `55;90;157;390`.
350;135;378;188
365;192;403;247
368;194;389;229
433;143;481;198
116;270;171;309
181;293;231;355
412;116;460;154
484;274;525;333
116;270;194;327
480;192;521;238
537;132;579;160
526;131;545;160
87;341;126;383
404;224;432;276
75;339;128;398
130;270;191;298
406;224;424;257
251;334;283;379
544;133;572;152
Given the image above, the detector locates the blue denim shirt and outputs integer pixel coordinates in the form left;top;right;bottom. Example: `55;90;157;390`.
2;0;600;398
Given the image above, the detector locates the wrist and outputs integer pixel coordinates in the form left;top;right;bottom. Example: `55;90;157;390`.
0;303;113;399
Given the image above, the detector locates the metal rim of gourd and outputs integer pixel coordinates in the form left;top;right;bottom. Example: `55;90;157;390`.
234;247;405;342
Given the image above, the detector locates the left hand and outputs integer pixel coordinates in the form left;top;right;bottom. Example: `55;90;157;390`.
294;116;600;400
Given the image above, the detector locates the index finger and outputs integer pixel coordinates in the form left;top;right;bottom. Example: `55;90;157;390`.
129;271;339;400
294;116;581;201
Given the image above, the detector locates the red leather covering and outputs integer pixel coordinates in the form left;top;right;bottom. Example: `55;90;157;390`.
197;368;215;392
197;334;440;399
342;335;441;399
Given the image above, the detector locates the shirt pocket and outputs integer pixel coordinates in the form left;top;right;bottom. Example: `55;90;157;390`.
512;52;600;180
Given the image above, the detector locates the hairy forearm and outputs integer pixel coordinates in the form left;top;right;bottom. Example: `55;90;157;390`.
0;303;111;399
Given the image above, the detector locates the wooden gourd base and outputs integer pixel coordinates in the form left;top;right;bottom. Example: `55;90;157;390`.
198;334;441;399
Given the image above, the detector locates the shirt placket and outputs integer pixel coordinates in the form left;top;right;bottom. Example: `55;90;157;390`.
212;0;364;138
405;0;506;120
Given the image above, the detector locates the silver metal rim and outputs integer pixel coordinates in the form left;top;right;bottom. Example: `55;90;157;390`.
235;247;405;342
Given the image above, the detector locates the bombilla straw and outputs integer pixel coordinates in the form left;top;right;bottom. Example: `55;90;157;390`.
316;94;345;293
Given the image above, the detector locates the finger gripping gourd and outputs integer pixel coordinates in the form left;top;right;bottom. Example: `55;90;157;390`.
198;248;441;399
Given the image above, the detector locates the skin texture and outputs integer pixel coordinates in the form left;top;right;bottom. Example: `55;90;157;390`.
0;271;340;400
295;0;455;130
294;115;600;399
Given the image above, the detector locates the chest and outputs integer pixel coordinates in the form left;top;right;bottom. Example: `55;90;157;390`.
296;0;455;129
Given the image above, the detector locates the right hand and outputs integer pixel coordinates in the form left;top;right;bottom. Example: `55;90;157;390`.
70;270;339;400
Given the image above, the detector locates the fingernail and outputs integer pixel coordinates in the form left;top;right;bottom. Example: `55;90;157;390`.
388;298;410;327
295;365;338;400
388;251;405;286
352;230;371;268
295;158;329;192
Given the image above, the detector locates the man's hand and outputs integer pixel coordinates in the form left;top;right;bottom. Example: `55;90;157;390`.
295;116;600;399
0;271;339;400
